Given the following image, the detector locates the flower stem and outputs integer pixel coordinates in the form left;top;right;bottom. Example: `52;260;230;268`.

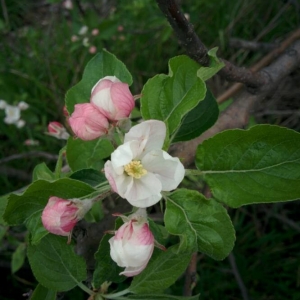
77;282;94;296
104;289;130;299
54;146;66;179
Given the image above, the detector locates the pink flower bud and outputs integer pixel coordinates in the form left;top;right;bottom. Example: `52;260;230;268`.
68;103;109;140
109;209;154;277
63;105;69;117
91;28;99;36
41;197;93;237
46;121;70;140
91;76;135;121
89;46;97;54
117;25;124;32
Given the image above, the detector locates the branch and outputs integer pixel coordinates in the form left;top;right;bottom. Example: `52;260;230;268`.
0;151;58;165
156;0;267;88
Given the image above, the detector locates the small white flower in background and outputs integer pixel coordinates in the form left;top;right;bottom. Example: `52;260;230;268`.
18;101;29;110
0;99;7;109
63;0;73;10
4;105;21;124
109;208;154;277
46;121;70;140
78;25;88;35
104;120;185;208
16;119;26;128
82;37;89;47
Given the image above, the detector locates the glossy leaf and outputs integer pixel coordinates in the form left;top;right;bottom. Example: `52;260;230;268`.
173;88;219;142
27;234;86;291
32;163;55;181
66;137;114;172
129;245;191;294
196;125;300;208
30;284;56;300
197;47;225;81
165;189;235;260
11;243;26;273
70;168;107;187
0;194;8;225
93;234;125;288
140;55;206;138
65;50;133;114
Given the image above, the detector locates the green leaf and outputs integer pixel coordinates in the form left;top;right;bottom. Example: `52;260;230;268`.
32;163;55;181
27;234;86;291
196;125;300;208
165;189;235;260
197;47;225;81
148;219;168;246
173;88;219;142
70;168;107;187
3;178;95;238
129;245;191;294
66;50;133;114
140;55;206;138
0;194;8;225
66;137;114;172
11;243;26;273
116;294;200;300
30;284;57;300
93;234;125;288
25;211;49;244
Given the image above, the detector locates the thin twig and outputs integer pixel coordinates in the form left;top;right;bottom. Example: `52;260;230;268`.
0;151;58;165
228;253;251;300
183;252;198;296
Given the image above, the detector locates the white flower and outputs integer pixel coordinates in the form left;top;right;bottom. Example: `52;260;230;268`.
0;99;7;109
78;25;88;35
18;101;29;110
4;105;21;124
16;119;25;128
104;120;185;208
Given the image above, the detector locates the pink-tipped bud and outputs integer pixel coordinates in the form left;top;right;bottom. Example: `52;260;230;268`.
89;46;97;54
90;76;135;121
91;28;99;36
47;121;70;140
109;209;154;277
117;25;124;32
68;103;109;140
41;197;93;237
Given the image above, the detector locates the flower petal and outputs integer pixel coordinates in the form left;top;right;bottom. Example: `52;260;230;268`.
142;149;185;191
124;120;166;157
124;173;162;207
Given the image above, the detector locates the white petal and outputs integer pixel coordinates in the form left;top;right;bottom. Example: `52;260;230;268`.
120;263;147;277
142;150;185;191
124;120;166;157
91;88;116;115
111;141;138;171
109;238;127;267
124;173;162;207
122;243;153;267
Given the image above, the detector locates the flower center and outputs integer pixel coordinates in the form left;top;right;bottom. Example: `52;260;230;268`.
124;160;147;179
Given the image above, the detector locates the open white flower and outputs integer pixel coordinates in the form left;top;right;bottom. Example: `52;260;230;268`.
4;105;21;124
104;120;185;208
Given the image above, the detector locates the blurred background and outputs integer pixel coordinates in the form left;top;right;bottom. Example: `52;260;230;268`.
0;0;300;299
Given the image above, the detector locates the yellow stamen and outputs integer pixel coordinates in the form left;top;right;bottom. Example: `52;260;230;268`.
124;160;147;179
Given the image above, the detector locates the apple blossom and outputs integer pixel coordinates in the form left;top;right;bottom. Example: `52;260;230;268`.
18;101;29;110
0;99;7;109
104;120;185;208
109;208;154;277
68;103;109;140
4;105;21;124
90;76;135;121
41;196;93;237
46;121;70;140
